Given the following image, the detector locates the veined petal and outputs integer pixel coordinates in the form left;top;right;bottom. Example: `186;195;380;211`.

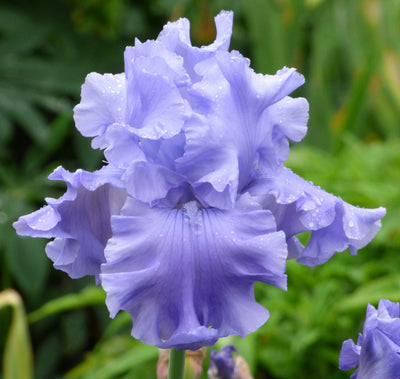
340;299;400;378
339;339;361;371
101;198;287;349
250;166;385;266
125;55;192;139
13;166;127;279
186;51;308;193
177;134;239;209
216;52;305;110
73;73;126;148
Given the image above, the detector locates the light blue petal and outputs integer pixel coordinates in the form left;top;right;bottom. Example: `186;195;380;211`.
125;55;191;139
73;73;126;148
339;339;361;371
14;166;127;279
250;167;385;265
103;124;146;167
182;50;308;203
125;40;189;87
101;197;287;349
122;161;186;206
156;10;233;75
340;300;400;378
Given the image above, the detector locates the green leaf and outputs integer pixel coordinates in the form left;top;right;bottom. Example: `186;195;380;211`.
338;275;400;312
28;286;106;324
4;234;49;299
0;289;33;379
64;336;158;379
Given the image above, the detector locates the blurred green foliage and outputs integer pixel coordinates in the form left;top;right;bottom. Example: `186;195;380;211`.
0;0;399;378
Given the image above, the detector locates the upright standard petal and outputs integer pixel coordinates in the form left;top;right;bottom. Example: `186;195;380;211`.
124;55;192;140
156;10;233;78
250;167;385;265
14;166;126;279
178;50;308;210
73;73;126;148
101;197;287;350
340;299;400;379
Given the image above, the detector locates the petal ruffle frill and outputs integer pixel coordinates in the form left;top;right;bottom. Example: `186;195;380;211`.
13;166;126;279
73;73;127;149
156;10;233;78
250;166;386;265
101;197;287;350
177;52;308;210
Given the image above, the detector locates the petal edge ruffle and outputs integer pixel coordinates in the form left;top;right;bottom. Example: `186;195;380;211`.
101;197;287;349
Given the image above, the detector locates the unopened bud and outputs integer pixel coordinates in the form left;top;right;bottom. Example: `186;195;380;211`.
208;345;253;379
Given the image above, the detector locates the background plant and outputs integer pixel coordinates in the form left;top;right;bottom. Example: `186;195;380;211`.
1;0;399;378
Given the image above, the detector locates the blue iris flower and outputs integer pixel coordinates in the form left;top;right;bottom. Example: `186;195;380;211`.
14;11;385;350
340;299;400;378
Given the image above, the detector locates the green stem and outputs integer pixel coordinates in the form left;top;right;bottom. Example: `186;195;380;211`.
168;348;186;379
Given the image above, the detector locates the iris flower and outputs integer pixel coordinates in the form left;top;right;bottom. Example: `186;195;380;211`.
339;299;400;378
14;11;385;350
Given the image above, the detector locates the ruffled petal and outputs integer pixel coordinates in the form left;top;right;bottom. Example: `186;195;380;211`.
339;339;361;371
211;10;234;52
379;298;400;319
103;124;146;167
125;40;189;87
300;201;385;266
13;205;61;238
102;123;188;206
103;123;186;172
216;52;305;111
13;166;127;279
358;330;400;379
101;197;287;349
257;96;309;170
124;55;192;139
181;50;307;200
352;300;400;378
156;10;233;76
250;167;386;265
265;97;309;143
177;123;239;209
73;73;126;148
122;161;187;206
214;52;307;178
